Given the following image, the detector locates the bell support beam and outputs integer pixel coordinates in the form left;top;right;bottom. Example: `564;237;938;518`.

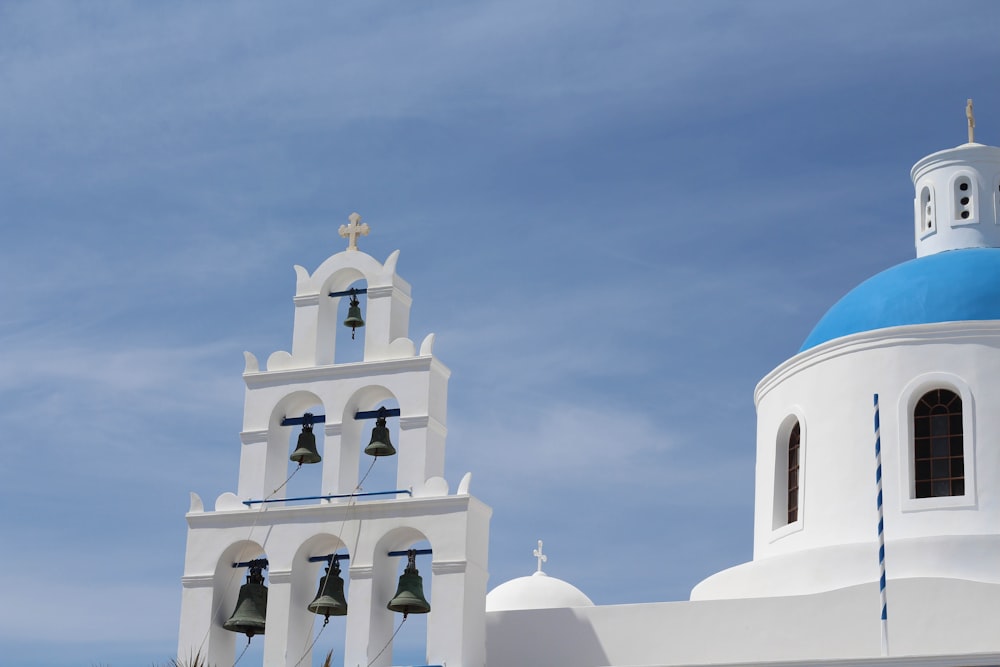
232;558;269;568
308;553;351;563
242;489;412;506
304;549;431;563
328;287;368;298
280;407;401;426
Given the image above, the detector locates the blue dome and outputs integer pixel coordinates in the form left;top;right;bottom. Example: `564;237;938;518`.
801;248;1000;351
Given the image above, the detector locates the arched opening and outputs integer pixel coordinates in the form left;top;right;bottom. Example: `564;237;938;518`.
914;388;964;498
386;540;434;666
213;541;268;667
919;184;935;234
319;274;368;366
328;279;368;364
335;385;404;501
269;392;327;503
355;396;403;499
369;528;434;667
285;402;325;501
288;534;352;667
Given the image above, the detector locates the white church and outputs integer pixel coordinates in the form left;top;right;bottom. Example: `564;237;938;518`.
177;114;1000;666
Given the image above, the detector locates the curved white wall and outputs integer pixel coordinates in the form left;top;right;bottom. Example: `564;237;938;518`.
694;321;1000;600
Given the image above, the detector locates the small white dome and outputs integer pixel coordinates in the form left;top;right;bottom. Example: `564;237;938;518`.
485;571;594;611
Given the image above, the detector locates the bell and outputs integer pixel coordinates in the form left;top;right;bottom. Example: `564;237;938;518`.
308;560;348;620
364;408;396;457
343;290;365;340
224;565;268;638
290;417;321;465
387;550;430;617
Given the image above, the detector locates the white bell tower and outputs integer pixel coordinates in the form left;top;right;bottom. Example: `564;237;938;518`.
177;214;492;667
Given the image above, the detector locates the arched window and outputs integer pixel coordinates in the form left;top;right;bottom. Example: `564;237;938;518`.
786;422;800;523
919;185;935;234
914;389;964;498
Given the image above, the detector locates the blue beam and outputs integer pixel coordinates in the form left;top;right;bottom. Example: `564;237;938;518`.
281;407;400;426
308;553;351;563
242;489;413;506
328;287;368;298
281;414;327;426
387;548;432;557
355;408;400;420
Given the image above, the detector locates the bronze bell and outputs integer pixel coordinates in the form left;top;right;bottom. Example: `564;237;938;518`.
308;559;348;620
290;415;321;465
387;550;430;618
224;564;268;638
364;407;396;457
343;290;365;340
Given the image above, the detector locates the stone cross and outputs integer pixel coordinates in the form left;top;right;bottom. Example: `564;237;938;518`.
533;539;547;573
967;98;975;144
339;212;370;251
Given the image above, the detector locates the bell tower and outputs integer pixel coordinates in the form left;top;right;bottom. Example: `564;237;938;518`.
177;215;492;667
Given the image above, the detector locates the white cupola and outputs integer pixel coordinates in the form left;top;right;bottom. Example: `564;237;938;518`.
913;100;1000;256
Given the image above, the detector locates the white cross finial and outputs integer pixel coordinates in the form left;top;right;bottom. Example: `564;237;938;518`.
338;212;370;251
967;98;976;144
533;539;547;573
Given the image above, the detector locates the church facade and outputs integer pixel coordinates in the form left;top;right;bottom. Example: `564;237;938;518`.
178;125;1000;666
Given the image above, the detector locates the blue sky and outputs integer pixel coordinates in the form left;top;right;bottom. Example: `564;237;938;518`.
3;1;1000;665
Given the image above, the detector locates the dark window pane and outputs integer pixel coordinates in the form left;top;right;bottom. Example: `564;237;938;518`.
951;437;963;456
950;414;963;434
952;458;964;477
931;414;948;435
932;459;950;479
915;417;930;438
953;479;965;496
931;437;949;457
916;481;932;498
785;422;800;526
915;440;930;458
915;460;931;479
933;480;951;496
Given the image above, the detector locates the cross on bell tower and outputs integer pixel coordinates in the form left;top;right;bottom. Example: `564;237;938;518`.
338;211;370;251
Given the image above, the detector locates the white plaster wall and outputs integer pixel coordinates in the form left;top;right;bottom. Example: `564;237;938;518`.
236;355;451;501
178;494;491;667
487;579;1000;666
695;322;1000;600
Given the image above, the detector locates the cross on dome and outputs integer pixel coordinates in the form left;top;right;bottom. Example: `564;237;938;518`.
533;540;547;574
339;212;370;251
967;98;976;144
